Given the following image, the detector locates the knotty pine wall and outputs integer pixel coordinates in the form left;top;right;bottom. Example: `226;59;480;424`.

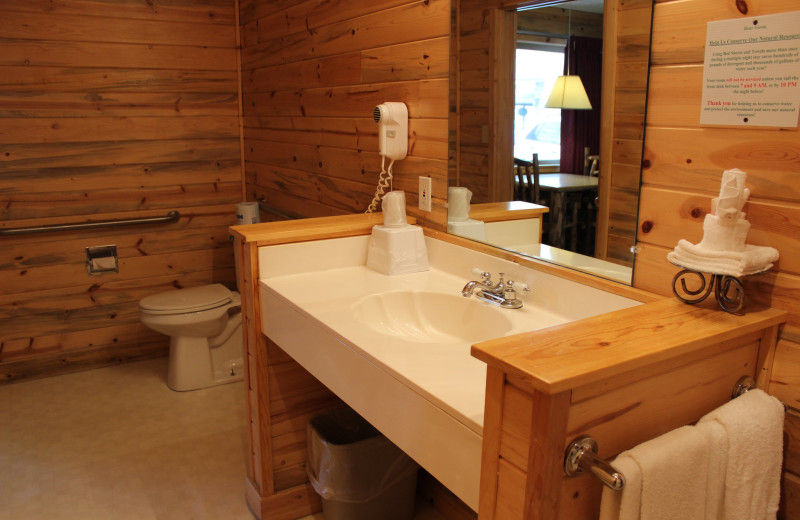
238;0;451;229
634;0;800;515
0;1;242;382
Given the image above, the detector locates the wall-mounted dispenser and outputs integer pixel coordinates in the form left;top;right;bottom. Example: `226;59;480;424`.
373;102;408;161
86;245;118;276
366;102;409;213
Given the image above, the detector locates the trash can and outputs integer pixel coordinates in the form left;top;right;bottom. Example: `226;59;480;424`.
306;407;420;520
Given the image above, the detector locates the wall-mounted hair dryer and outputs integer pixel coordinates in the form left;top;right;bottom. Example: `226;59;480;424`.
373;102;408;161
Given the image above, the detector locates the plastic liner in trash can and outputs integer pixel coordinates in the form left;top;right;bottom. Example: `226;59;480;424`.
306;408;419;520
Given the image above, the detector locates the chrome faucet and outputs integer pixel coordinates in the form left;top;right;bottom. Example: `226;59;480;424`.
462;270;529;309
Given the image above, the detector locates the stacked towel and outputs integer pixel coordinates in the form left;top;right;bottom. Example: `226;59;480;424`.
600;389;784;520
667;238;779;277
667;168;779;277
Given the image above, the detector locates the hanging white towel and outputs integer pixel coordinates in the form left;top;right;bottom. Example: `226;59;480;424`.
599;455;641;520
695;419;728;519
698;389;784;520
599;426;711;520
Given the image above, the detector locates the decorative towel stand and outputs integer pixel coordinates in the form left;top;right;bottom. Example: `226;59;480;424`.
565;375;766;490
670;268;746;313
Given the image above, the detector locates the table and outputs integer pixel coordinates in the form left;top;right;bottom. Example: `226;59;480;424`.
537;173;598;252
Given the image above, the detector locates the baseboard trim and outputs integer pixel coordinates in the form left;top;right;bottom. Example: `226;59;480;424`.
245;477;322;520
0;341;168;384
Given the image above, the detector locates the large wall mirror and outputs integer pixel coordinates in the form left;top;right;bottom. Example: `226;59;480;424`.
448;0;654;284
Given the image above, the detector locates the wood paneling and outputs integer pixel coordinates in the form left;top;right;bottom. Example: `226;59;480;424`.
0;1;242;382
239;0;451;229
638;0;800;516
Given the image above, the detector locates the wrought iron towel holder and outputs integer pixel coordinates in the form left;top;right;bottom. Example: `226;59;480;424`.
564;375;772;491
0;210;180;236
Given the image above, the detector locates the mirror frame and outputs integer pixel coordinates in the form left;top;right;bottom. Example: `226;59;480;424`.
450;0;654;283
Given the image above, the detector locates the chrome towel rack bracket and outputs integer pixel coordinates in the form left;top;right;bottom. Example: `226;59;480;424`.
564;435;626;491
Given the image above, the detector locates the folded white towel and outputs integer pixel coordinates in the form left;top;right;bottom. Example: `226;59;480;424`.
667;239;779;277
698;389;784;520
699;214;750;252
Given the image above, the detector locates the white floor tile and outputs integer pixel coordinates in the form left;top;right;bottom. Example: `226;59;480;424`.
0;358;447;520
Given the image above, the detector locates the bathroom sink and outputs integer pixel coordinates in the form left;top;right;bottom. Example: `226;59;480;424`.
260;234;642;510
352;290;514;344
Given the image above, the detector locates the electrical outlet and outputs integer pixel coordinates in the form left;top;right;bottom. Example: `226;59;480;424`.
418;176;432;212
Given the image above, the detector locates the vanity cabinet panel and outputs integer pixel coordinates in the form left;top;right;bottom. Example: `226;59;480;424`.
474;300;786;520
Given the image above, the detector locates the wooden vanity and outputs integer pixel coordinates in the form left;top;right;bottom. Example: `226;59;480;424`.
473;298;785;519
231;214;786;520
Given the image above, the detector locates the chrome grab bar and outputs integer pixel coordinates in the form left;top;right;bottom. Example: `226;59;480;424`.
0;210;180;236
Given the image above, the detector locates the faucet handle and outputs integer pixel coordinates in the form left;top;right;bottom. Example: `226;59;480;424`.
505;280;531;297
472;268;491;282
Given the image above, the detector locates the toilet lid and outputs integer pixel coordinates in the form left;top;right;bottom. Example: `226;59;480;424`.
139;284;233;314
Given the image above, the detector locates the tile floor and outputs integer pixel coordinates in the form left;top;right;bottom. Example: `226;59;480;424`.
0;358;446;520
0;358;252;520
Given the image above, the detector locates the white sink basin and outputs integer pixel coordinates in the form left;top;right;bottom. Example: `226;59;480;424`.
353;290;513;344
258;234;641;511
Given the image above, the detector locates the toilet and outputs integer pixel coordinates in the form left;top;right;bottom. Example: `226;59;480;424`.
139;283;244;391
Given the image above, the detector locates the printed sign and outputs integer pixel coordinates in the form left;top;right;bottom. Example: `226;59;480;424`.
701;11;800;127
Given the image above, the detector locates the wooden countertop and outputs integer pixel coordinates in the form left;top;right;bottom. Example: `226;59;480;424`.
468;201;549;222
230;213;396;245
471;298;787;395
232;215;786;403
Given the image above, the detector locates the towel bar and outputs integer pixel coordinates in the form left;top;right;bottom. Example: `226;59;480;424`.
732;375;756;399
567;377;783;492
563;436;625;490
733;375;786;410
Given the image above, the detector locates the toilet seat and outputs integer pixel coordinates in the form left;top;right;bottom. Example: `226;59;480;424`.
139;283;233;315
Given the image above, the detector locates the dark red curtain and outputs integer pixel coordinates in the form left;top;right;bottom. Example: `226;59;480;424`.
559;36;602;174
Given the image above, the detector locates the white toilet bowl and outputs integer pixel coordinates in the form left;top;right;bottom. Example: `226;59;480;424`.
139;283;244;391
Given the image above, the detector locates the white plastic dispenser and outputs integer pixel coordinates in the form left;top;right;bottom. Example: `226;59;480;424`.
366;191;429;276
374;102;408;161
446;187;486;241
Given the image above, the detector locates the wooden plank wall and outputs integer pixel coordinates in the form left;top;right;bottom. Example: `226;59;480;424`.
452;0;493;202
238;0;451;230
600;0;652;266
634;0;800;515
0;0;242;383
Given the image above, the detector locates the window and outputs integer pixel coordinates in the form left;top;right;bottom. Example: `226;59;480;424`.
514;44;565;165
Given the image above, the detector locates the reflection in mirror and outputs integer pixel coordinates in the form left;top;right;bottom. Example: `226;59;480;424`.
449;0;654;284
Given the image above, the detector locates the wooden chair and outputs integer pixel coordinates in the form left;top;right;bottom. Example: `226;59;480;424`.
513;153;543;205
583;146;599;176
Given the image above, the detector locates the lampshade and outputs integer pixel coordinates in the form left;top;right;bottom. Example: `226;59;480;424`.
545;75;592;110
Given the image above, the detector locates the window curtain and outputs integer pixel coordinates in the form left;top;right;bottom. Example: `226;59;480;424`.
559;36;602;174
